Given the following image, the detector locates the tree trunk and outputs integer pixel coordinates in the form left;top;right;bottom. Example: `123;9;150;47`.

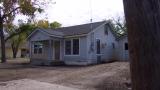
123;0;160;90
11;42;19;58
0;20;6;63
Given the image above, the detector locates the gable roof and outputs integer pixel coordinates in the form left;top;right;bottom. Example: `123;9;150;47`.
41;21;106;36
27;21;115;40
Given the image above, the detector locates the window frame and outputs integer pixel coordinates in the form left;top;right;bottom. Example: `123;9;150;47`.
64;40;72;55
64;38;80;56
96;39;101;54
33;42;43;54
73;39;80;55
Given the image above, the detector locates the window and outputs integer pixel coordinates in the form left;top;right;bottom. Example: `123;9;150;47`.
125;43;128;50
73;39;79;55
96;39;101;54
65;40;71;55
112;43;115;49
34;42;43;54
65;39;80;55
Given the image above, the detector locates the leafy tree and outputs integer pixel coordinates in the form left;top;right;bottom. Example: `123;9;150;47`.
50;21;61;29
108;17;127;38
113;17;127;36
8;20;61;58
0;0;44;63
34;20;61;29
10;23;36;58
123;0;160;89
10;32;25;58
35;20;49;29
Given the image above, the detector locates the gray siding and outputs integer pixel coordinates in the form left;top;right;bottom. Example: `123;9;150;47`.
87;23;117;63
115;37;129;61
30;31;51;41
63;36;88;65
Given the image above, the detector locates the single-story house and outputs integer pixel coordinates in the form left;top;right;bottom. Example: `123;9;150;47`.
27;21;129;65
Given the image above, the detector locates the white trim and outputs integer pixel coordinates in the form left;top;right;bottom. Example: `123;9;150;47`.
59;40;62;60
64;38;80;56
64;34;87;38
27;29;63;41
27;29;39;40
87;21;107;35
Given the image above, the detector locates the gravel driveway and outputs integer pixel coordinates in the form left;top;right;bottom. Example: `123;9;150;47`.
0;59;130;90
0;79;79;90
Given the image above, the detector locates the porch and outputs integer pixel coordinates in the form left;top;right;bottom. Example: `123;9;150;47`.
29;39;64;65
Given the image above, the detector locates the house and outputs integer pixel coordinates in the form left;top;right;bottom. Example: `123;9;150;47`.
27;21;129;65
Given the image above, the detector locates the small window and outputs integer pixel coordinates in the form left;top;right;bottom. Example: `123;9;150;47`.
73;39;79;55
125;43;128;50
34;45;38;54
34;42;43;54
65;40;71;55
96;39;101;54
112;43;115;49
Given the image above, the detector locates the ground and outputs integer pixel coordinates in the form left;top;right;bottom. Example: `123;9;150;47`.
0;58;130;90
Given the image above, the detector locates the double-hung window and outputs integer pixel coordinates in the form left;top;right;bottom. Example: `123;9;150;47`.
65;39;79;55
34;42;43;54
65;40;72;55
73;39;79;55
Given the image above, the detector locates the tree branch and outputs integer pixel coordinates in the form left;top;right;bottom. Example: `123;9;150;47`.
5;28;26;42
2;7;20;19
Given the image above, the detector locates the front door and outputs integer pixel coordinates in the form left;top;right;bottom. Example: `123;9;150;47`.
54;41;60;60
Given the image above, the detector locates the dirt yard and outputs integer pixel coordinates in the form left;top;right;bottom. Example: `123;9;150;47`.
0;58;130;90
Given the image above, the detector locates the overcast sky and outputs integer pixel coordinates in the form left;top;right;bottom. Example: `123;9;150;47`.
15;0;124;27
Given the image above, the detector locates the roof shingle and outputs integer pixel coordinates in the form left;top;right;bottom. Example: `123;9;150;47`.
40;21;105;36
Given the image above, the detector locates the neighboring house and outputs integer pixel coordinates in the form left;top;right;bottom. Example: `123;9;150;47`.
27;21;129;65
0;40;28;58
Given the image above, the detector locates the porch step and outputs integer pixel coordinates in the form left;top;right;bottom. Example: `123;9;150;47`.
50;61;65;66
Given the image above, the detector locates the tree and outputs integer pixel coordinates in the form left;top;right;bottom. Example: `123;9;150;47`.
123;0;160;89
35;20;49;29
8;20;61;58
50;21;61;29
34;20;61;29
0;0;43;63
10;24;36;58
112;17;127;36
11;33;25;58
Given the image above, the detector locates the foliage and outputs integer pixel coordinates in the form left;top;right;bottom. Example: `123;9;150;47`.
50;21;61;29
0;0;49;62
9;23;36;58
109;17;127;38
35;20;49;29
34;20;62;29
8;20;62;58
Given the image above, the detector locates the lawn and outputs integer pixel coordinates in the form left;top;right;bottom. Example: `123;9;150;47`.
0;58;130;90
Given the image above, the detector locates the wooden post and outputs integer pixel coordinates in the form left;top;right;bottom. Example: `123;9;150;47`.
48;40;53;60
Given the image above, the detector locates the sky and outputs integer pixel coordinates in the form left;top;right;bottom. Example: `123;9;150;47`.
15;0;124;27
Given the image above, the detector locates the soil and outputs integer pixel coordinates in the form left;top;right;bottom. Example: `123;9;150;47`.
0;58;130;90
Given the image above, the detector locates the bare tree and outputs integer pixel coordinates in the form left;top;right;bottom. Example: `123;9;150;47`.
123;0;160;89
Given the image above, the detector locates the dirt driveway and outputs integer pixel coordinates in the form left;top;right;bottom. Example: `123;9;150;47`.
0;59;130;90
